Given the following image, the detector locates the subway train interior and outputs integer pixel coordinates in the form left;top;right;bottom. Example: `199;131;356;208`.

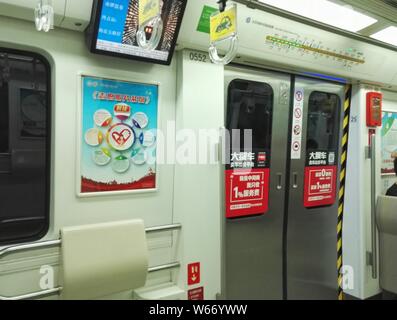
1;0;397;302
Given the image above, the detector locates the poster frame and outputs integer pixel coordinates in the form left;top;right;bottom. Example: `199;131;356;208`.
381;109;397;176
76;72;160;198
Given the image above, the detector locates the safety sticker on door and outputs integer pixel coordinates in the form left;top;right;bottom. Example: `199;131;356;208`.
303;165;337;208
225;168;269;218
291;88;304;159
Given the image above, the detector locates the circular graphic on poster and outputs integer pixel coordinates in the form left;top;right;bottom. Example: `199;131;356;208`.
112;155;130;173
92;148;112;166
107;123;135;151
132;112;149;129
94;109;112;127
85;128;103;146
131;149;148;165
139;130;156;147
114;103;131;121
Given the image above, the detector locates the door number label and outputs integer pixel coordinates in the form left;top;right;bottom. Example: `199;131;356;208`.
186;50;210;63
291;88;304;159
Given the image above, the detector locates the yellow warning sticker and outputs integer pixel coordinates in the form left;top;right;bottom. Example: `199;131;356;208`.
210;5;237;43
139;0;160;27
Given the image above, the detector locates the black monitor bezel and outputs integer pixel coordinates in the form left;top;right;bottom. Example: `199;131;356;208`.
87;0;187;66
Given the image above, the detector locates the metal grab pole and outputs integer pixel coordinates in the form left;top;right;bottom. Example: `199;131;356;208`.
370;133;378;279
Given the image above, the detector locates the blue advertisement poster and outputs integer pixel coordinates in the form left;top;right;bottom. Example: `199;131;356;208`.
80;76;158;195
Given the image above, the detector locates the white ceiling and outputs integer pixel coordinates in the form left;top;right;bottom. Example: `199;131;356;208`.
338;0;397;24
254;0;397;46
335;0;397;36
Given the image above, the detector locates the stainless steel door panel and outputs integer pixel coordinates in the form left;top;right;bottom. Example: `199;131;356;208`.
222;67;346;300
223;66;291;299
286;78;345;300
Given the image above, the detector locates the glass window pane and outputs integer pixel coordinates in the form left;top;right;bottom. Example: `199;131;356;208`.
306;91;340;153
227;79;273;152
0;82;9;153
0;50;50;244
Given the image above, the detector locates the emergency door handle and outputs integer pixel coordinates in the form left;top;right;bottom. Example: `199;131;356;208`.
292;172;298;189
276;173;283;190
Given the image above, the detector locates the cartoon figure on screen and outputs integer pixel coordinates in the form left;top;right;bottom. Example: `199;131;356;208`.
122;0;185;53
136;0;163;50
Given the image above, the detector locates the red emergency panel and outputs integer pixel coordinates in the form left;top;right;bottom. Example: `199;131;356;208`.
366;92;382;127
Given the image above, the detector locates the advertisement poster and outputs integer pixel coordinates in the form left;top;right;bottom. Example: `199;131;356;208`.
381;111;397;174
79;76;158;195
303;166;337;208
303;150;337;208
225;151;269;219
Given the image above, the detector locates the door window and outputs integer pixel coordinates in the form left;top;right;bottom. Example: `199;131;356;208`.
306;91;341;160
224;79;273;218
304;91;341;208
226;79;273;152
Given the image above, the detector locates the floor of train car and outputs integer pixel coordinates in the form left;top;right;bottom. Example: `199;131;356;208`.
344;292;397;300
380;292;397;300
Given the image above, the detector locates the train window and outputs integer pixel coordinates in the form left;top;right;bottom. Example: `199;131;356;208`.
306;91;340;153
0;82;9;153
0;50;50;244
226;79;273;152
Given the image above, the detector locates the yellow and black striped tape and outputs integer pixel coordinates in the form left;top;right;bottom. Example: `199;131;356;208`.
337;85;352;300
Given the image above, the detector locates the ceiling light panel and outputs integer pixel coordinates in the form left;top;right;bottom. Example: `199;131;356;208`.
258;0;378;32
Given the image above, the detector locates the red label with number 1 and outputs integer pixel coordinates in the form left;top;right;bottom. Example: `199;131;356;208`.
225;168;269;218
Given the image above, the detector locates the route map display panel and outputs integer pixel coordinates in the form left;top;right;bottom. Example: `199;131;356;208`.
235;3;384;76
265;35;365;68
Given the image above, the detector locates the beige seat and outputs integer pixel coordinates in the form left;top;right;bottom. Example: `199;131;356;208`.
377;196;397;294
60;219;149;300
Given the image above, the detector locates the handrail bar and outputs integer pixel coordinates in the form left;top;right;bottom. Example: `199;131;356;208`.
368;134;378;279
0;223;182;258
0;223;182;300
145;223;182;234
0;287;63;301
0;239;61;259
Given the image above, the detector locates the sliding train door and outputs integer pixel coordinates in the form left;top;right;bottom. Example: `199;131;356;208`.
223;66;291;300
286;78;344;299
223;66;345;300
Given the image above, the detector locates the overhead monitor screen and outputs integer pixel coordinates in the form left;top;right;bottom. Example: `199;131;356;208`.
87;0;187;65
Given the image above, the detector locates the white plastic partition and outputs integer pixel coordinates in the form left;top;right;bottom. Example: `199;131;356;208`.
0;223;182;300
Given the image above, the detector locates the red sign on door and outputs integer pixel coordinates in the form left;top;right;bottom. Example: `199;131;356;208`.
303;165;337;208
187;262;200;286
188;287;204;300
225;168;269;218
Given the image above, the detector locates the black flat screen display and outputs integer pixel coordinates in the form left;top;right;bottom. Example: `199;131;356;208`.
87;0;187;65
